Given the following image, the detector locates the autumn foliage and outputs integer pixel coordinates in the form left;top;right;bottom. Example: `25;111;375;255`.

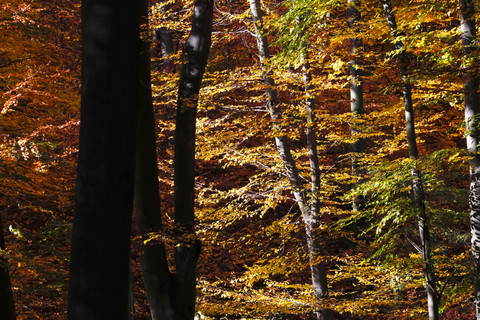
0;0;478;318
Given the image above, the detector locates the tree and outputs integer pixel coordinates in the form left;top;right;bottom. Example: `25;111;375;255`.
151;0;175;72
459;0;480;318
67;0;140;318
381;0;439;318
135;0;213;318
347;0;365;212
248;0;329;313
134;0;174;318
6;0;476;317
173;0;213;317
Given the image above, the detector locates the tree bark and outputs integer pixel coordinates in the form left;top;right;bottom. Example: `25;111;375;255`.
347;0;365;212
459;0;480;318
249;0;329;308
67;1;139;319
299;29;330;309
0;213;15;320
381;1;439;319
135;0;175;319
173;0;213;318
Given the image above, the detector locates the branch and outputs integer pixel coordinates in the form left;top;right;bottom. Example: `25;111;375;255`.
405;235;422;254
0;56;34;69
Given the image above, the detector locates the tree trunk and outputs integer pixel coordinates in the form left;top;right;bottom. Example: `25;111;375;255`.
173;0;213;318
0;213;15;320
347;0;365;212
459;0;480;318
381;1;439;319
299;31;330;308
249;0;329;307
135;0;175;319
67;1;139;319
153;0;175;73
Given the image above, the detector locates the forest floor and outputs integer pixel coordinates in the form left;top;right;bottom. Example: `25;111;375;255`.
4;190;475;320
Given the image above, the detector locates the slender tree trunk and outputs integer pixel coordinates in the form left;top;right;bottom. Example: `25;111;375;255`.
249;0;329;309
459;0;480;318
153;0;175;73
381;1;439;319
347;0;365;212
0;213;15;320
173;0;213;318
135;0;175;319
67;1;139;319
300;32;330;308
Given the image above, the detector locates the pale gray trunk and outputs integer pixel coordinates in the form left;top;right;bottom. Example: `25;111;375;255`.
173;0;213;318
249;0;329;305
381;1;439;319
347;0;365;212
299;30;329;306
459;0;480;318
302;59;331;315
299;40;321;218
248;0;307;211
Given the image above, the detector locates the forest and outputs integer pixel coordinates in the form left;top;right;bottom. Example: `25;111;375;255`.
1;0;480;319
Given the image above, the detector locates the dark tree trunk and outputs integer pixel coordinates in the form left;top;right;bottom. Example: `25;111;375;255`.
381;1;439;319
0;213;15;320
67;1;139;319
459;0;480;318
347;0;365;212
173;0;213;318
249;0;329;310
135;0;175;319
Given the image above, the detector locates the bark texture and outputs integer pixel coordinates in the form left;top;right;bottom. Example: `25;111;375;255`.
174;0;213;318
299;34;330;310
67;1;139;319
381;1;438;319
249;0;329;307
459;0;480;318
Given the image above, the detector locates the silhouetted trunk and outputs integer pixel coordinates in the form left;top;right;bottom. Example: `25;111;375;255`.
0;213;15;320
135;0;175;319
67;1;139;319
347;0;365;212
249;0;329;310
459;0;480;318
173;0;213;318
381;1;439;319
